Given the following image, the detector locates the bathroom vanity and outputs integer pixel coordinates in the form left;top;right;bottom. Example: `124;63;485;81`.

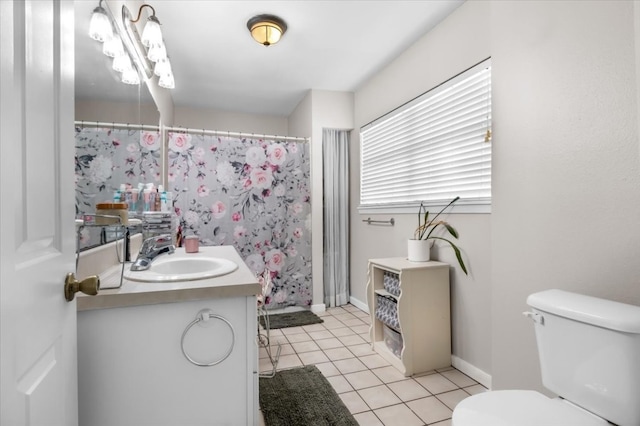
76;245;260;426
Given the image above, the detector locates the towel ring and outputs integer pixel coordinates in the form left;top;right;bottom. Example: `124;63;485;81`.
181;309;235;367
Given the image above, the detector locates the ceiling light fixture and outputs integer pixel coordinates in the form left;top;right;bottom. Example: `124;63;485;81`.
247;14;287;46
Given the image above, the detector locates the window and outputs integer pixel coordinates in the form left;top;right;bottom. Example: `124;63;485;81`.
360;58;491;213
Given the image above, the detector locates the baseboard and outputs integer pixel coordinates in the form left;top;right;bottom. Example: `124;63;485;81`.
311;303;326;313
349;296;369;313
451;355;492;389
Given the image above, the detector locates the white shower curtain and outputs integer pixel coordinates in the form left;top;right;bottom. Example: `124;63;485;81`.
322;128;350;307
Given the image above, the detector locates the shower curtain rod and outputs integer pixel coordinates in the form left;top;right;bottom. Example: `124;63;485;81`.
74;121;308;143
162;126;308;143
74;120;160;131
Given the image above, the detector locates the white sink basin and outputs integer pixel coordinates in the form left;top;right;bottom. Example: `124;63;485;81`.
124;255;238;283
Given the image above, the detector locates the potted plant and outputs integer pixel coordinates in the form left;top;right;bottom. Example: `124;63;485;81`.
408;196;468;274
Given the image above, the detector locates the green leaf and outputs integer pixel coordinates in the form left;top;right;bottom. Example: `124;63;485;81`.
430;236;468;275
444;224;459;239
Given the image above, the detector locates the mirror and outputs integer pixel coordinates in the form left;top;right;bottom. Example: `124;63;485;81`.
74;0;160;251
74;1;159;124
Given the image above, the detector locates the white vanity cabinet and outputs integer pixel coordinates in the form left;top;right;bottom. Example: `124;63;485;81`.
77;246;260;426
78;296;256;426
367;257;450;376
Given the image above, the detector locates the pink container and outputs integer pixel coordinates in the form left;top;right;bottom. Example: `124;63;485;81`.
184;236;199;253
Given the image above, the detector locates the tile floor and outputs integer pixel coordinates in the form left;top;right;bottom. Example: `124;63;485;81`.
258;304;487;426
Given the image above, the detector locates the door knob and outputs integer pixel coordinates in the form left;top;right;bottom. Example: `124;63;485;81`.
64;273;100;302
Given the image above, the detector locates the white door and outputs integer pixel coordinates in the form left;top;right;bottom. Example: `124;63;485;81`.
1;1;78;425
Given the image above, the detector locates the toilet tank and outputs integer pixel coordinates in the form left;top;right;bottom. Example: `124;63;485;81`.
527;289;640;426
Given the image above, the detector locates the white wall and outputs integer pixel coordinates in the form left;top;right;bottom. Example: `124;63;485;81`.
352;0;493;381
75;101;290;136
490;0;640;391
352;0;640;391
290;90;355;310
288;91;313;137
75;99;160;125
635;0;640;157
173;106;289;136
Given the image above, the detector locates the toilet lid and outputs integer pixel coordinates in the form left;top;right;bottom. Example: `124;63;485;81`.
452;390;609;426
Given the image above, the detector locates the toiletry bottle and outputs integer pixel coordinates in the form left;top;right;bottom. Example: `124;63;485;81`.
119;184;127;202
154;188;161;211
137;183;145;213
176;225;183;247
130;188;139;213
166;192;173;213
146;183;156;211
160;190;168;212
143;189;151;212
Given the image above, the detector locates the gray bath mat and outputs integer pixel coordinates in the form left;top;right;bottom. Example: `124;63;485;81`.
259;365;358;426
259;310;323;329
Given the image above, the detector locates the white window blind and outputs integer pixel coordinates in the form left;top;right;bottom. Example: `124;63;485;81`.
360;59;491;211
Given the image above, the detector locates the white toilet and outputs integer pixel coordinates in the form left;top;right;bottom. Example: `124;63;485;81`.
452;289;640;426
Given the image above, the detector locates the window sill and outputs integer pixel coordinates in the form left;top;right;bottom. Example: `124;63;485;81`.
358;203;491;215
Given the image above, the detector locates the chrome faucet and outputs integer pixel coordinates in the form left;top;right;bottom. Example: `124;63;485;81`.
130;234;175;271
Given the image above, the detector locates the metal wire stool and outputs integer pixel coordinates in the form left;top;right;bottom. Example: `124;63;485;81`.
257;273;281;378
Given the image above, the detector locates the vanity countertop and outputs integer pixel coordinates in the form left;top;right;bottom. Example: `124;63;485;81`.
77;245;260;311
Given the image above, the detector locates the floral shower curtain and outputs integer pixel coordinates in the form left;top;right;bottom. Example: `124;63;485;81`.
75;127;162;248
167;132;312;309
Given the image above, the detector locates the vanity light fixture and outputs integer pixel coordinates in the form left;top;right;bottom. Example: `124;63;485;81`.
87;1;175;89
126;4;175;88
88;1;141;86
247;14;287;46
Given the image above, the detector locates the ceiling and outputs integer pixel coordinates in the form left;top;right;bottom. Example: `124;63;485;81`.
75;0;464;117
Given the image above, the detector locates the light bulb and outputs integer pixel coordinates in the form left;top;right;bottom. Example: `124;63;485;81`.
103;36;124;58
251;24;282;46
112;54;132;73
147;42;167;63
89;6;113;42
158;72;175;89
141;16;162;48
121;68;140;85
154;57;172;77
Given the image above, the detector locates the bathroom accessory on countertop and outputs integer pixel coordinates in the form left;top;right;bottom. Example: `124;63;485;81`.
184;235;199;253
181;309;235;367
76;213;129;289
95;202;129;225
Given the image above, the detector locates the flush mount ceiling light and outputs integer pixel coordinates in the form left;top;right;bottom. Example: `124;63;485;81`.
247;14;287;46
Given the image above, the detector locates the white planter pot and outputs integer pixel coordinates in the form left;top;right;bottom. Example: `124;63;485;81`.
407;239;433;262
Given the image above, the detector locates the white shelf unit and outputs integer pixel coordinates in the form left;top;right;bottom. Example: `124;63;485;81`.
367;257;451;376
